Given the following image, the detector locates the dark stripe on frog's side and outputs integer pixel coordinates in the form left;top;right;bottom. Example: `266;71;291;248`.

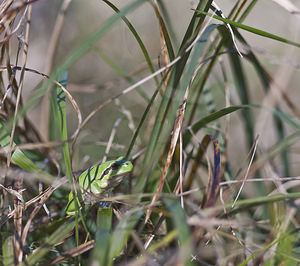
82;163;103;192
82;167;93;192
92;163;100;183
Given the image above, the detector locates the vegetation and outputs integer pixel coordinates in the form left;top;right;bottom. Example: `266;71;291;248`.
1;0;300;265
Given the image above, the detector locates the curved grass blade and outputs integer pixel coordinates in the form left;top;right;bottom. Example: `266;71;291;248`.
195;10;300;48
102;0;159;86
157;1;179;50
150;1;175;61
190;105;246;133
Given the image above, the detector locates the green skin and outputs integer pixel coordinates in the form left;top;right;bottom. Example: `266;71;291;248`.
66;157;133;215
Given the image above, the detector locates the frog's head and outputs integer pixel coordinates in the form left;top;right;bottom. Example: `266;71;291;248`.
91;157;133;193
112;156;133;175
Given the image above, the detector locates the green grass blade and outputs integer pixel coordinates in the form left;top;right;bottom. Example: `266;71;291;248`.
274;108;290;176
108;210;143;264
135;23;219;193
0;120;43;173
91;207;113;265
164;199;193;265
151;2;175;61
191;105;246;133
2;235;14;266
157;1;179;49
102;0;159;85
55;72;72;180
228;51;254;148
22;219;76;265
195;11;300;48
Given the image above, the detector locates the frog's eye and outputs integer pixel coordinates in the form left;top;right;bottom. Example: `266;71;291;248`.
111;162;120;170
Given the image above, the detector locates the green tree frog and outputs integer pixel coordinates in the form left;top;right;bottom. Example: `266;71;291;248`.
65;157;133;215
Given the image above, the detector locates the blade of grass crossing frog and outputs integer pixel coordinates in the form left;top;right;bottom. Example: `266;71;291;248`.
164;199;193;266
55;73;85;246
108;210;143;265
91;207;113;265
55;72;72;180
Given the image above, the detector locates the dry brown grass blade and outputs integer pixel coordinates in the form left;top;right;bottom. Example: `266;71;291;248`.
152;0;170;86
20;176;69;248
50;240;95;264
102;117;123;163
0;140;64;155
0;4;28;47
13;175;23;263
0;65;82;146
9;6;32;263
0;183;24;201
145;99;186;223
7;4;32;170
0;0;38;35
144;48;207;222
1;176;68;227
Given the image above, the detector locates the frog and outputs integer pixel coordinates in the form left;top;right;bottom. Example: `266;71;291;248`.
65;156;133;215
